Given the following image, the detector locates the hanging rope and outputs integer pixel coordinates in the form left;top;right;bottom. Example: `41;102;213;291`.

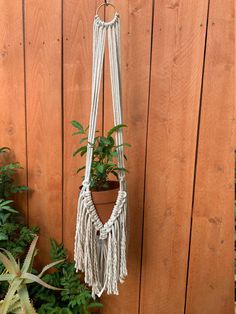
74;12;128;298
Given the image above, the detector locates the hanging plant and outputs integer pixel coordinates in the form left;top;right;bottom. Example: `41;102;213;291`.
73;9;129;297
71;120;130;191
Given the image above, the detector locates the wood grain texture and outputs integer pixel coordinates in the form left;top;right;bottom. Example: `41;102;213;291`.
140;1;209;313
0;1;234;311
0;0;27;216
24;0;62;263
63;0;103;258
101;1;153;313
185;0;235;313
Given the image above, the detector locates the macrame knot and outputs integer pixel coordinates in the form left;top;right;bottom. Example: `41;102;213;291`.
95;13;119;29
82;179;90;188
99;229;108;240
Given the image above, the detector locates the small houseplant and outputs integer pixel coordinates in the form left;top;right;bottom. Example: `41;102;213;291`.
72;121;130;223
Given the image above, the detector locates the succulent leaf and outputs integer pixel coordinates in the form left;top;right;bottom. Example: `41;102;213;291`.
21;235;38;273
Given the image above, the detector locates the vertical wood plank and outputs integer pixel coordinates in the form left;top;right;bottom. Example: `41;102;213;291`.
24;0;62;263
102;2;153;313
186;0;234;313
0;0;27;216
140;1;209;313
63;0;103;258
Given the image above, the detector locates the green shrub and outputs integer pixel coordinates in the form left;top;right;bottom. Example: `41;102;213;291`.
0;147;102;313
31;240;102;314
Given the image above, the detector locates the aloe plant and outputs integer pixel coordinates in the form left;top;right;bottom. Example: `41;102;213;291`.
0;235;64;314
0;294;21;313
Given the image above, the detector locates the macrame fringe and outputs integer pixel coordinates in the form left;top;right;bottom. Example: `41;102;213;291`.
74;187;128;298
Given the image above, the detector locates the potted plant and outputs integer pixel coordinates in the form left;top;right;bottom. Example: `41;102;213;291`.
71;121;130;224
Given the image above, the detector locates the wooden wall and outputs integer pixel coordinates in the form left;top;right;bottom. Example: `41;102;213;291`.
0;0;234;313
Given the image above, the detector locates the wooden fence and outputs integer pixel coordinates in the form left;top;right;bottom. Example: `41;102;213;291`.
0;0;234;313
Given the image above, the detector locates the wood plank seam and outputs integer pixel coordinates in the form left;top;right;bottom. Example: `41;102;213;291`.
22;0;29;224
24;0;63;263
101;1;154;312
137;0;155;313
183;0;211;312
184;0;234;311
61;0;64;244
139;0;210;311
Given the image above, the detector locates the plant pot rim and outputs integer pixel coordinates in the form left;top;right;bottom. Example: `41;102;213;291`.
80;180;119;192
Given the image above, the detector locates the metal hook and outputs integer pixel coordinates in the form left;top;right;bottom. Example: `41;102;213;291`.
105;0;109;5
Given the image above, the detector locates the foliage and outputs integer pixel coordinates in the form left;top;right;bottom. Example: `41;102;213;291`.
234;151;236;301
0;199;18;226
0;147;28;199
0;224;39;272
71;121;130;190
0;236;63;314
0;147;37;300
0;146;102;312
30;239;102;314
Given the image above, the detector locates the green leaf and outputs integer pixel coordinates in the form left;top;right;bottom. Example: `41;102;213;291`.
0;233;8;241
11;185;28;193
71;120;84;133
0;252;18;275
38;259;65;278
21;273;63;290
2;278;23;314
107;124;127;137
73;146;87;157
96;164;105;174
0;274;15;281
18;285;37;313
21;235;38;273
113;167;128;173
76;166;86;174
115;143;131;148
0;199;14;206
72;131;82;136
111;151;118;157
0;248;20;273
4;294;21;313
87;302;103;308
99;136;114;146
79;137;88;144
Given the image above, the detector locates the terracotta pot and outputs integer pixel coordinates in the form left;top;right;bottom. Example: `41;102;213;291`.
91;181;119;224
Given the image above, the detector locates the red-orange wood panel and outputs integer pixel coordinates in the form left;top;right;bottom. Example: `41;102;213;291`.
185;0;235;313
0;0;27;216
102;1;153;313
24;0;62;263
63;0;103;258
140;1;209;313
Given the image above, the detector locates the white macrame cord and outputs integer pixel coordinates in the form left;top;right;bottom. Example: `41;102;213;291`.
74;13;128;298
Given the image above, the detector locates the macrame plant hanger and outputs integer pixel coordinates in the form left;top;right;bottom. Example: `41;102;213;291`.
74;1;128;298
